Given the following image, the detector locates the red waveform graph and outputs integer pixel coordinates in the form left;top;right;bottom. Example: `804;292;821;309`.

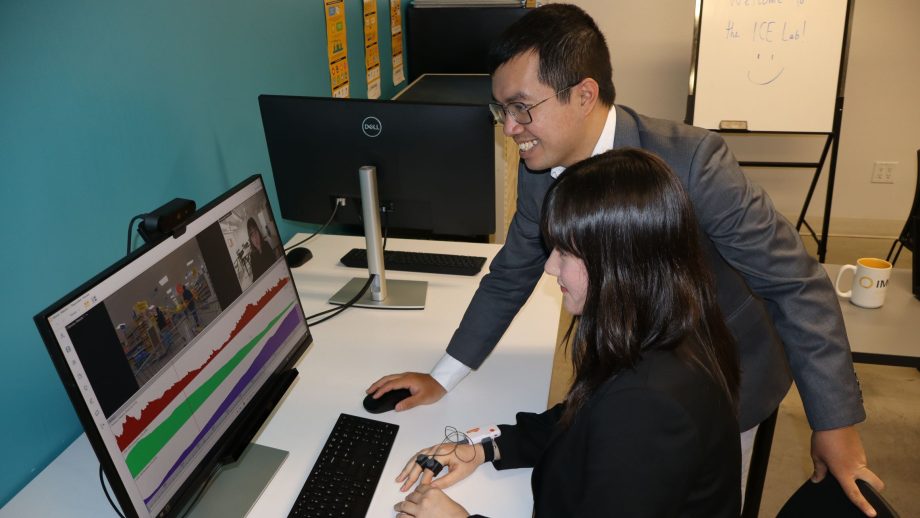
115;277;291;451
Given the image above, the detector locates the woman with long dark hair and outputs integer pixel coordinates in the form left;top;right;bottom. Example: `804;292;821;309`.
394;149;742;517
247;216;277;280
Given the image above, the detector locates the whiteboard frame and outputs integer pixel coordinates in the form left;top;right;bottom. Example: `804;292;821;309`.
685;0;854;134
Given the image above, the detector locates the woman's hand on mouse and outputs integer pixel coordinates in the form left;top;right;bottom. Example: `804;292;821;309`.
396;442;484;492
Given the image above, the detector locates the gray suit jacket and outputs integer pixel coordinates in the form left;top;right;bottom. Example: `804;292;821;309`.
446;105;864;432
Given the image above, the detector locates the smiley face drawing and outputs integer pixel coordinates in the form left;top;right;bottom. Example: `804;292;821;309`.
747;50;785;85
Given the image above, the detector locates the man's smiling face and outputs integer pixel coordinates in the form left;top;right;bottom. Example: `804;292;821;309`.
491;51;588;171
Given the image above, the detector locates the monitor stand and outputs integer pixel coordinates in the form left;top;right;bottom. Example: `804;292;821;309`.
182;443;287;518
329;165;427;309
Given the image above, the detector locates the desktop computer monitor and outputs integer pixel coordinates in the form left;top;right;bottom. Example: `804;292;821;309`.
33;175;311;518
405;6;531;83
258;94;496;241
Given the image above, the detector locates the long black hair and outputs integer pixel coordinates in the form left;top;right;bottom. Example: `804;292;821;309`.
541;148;739;426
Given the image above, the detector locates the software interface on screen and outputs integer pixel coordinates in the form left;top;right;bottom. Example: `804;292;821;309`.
41;178;308;517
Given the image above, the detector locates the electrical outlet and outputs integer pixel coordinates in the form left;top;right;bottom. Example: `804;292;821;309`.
871;161;896;184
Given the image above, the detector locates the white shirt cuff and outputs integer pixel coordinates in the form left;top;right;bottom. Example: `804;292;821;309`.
430;353;472;392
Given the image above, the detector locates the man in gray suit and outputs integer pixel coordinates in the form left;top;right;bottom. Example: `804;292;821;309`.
368;4;882;513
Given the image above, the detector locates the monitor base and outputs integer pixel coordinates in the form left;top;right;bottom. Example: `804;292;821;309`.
183;443;287;518
329;277;427;309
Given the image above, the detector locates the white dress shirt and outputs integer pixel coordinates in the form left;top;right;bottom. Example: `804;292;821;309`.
431;105;618;391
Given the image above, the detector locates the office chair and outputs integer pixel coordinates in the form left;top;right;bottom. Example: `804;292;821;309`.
741;408;779;518
777;476;899;518
886;149;918;265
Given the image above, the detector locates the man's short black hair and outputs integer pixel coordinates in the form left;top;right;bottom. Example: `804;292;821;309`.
488;3;615;106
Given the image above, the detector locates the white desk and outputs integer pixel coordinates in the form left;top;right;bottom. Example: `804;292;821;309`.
2;235;562;518
825;264;920;367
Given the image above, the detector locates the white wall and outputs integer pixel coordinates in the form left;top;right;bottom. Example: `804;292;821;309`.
563;0;919;236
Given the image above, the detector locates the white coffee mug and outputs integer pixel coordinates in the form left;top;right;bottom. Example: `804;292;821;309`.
834;258;892;308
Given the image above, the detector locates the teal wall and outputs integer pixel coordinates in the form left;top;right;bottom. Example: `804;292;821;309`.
0;0;408;506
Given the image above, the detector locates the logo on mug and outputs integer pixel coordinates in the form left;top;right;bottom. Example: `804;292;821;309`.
835;257;892;309
362;116;382;138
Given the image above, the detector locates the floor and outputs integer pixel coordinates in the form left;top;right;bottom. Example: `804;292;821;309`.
546;236;918;517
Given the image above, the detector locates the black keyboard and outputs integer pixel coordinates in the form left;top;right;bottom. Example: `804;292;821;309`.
339;248;487;276
287;413;398;518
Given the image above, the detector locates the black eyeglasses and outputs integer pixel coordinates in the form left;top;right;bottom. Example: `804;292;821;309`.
488;84;578;125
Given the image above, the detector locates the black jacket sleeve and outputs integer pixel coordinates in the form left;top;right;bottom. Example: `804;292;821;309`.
492;403;564;470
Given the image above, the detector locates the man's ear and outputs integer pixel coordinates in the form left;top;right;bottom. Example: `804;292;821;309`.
575;78;600;114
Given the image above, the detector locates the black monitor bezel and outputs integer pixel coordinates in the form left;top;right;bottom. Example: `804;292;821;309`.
258;94;496;241
32;174;312;518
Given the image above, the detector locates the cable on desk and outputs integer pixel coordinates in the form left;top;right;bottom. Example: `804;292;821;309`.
310;217;385;326
99;464;126;518
284;199;344;252
306;275;375;326
305;235;387;327
304;217;393;327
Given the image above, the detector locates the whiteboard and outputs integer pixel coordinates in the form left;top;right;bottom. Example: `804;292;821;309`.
690;0;849;133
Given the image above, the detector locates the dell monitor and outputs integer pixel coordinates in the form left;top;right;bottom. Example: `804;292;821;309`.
258;94;495;309
257;94;496;241
34;175;311;518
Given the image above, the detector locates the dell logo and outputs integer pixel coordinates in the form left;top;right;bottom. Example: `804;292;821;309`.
362;116;382;137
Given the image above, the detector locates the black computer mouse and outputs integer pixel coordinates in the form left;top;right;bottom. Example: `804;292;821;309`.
285;247;313;268
363;388;412;414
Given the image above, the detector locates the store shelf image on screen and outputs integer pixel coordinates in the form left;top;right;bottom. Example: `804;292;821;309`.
103;239;222;390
